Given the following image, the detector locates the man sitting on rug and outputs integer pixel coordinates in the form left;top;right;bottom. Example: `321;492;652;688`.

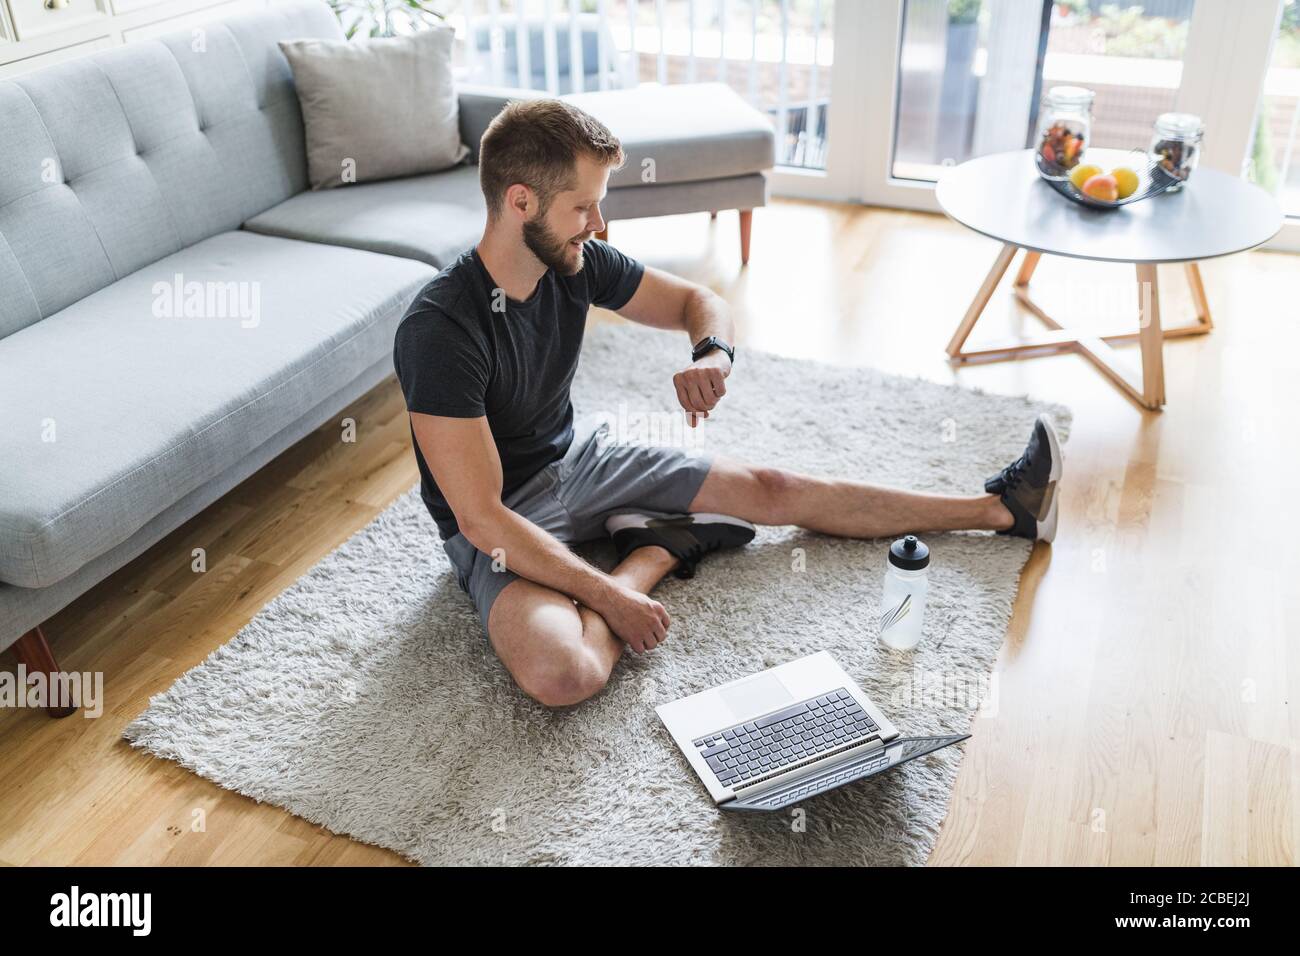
393;99;1062;708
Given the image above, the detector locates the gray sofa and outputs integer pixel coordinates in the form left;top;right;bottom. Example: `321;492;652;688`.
0;0;773;709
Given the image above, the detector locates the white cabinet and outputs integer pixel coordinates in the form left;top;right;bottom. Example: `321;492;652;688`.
6;0;111;42
123;0;261;42
0;32;111;74
1;3;18;46
111;0;180;13
0;0;261;67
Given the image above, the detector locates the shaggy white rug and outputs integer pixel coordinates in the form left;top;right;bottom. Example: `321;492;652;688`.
124;322;1071;866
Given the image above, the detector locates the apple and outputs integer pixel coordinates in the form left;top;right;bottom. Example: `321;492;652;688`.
1081;173;1119;202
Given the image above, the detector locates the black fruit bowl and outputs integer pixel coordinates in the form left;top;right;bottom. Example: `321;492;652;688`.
1035;152;1180;209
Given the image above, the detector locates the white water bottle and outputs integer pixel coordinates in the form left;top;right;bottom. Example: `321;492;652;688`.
878;535;930;651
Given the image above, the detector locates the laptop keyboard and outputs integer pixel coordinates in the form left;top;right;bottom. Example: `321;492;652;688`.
692;688;880;789
748;749;893;809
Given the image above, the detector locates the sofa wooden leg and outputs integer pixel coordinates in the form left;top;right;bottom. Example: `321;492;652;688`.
11;626;77;718
710;210;718;220
739;209;753;265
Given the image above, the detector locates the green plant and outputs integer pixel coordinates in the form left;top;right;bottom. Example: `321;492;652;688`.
327;0;444;39
948;0;981;26
1249;107;1279;195
1097;4;1189;60
1275;0;1300;68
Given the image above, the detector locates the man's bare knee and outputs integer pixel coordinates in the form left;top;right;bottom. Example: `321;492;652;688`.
751;466;802;524
487;579;613;707
518;644;609;708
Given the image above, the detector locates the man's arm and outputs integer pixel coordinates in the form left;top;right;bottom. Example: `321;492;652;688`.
410;412;671;651
616;266;734;426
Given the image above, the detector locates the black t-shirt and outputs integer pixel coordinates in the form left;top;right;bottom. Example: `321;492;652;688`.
393;239;645;539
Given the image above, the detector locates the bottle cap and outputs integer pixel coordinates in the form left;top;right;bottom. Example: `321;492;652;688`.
888;535;930;571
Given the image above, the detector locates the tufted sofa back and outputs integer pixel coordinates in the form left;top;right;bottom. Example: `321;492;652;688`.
0;0;342;340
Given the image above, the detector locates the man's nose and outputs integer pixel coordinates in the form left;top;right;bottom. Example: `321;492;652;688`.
590;204;606;234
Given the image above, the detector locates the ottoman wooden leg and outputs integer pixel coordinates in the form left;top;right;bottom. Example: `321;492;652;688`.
11;626;78;718
739;209;753;265
595;226;608;242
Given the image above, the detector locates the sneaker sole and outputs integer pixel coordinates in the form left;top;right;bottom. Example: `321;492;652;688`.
605;512;756;535
1035;415;1063;543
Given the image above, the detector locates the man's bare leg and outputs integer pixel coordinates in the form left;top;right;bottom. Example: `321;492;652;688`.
486;545;679;707
686;457;1013;538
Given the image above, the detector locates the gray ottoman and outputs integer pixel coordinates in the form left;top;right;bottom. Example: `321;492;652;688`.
563;82;776;264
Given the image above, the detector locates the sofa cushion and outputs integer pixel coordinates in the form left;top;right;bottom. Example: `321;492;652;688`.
243;164;486;268
563;83;776;190
280;26;468;189
0;0;343;341
0;231;434;589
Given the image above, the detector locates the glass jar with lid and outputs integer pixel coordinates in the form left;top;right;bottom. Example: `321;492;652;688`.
1149;112;1204;191
1035;86;1095;180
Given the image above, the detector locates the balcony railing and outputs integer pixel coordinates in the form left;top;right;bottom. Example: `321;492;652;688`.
450;0;833;170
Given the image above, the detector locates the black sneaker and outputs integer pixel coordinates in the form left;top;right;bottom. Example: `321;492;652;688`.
985;415;1063;542
605;513;756;579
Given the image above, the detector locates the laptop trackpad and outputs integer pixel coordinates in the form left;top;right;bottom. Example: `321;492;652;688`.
718;673;794;721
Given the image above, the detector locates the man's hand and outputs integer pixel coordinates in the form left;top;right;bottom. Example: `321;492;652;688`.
594;583;672;654
614;266;735;428
674;350;731;427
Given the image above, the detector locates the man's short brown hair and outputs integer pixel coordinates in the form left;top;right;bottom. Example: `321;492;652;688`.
478;99;624;218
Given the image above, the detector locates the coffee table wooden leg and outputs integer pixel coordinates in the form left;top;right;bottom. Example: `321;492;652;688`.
947;243;1018;357
1014;250;1041;288
1137;263;1166;409
952;253;1189;410
1184;262;1213;331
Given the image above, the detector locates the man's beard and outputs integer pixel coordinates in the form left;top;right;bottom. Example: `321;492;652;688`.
523;212;589;276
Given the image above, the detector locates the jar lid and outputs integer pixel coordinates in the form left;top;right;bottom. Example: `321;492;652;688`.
1046;85;1095;106
888;535;930;571
1154;112;1204;138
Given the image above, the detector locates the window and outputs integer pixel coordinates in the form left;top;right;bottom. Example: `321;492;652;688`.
891;0;1196;182
452;0;836;171
1247;0;1300;217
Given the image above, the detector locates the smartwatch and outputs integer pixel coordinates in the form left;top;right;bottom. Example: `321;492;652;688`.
691;336;735;367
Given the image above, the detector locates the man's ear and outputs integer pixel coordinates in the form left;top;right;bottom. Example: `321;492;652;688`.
505;183;533;221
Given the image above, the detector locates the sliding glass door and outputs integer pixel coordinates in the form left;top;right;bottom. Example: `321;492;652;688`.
1247;1;1300;248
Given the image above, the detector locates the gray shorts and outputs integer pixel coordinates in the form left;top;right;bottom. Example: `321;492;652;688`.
442;411;715;634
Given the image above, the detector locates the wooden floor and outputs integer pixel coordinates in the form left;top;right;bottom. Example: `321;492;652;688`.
2;200;1297;866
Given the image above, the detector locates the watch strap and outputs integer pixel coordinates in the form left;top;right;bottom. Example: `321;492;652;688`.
692;336;734;364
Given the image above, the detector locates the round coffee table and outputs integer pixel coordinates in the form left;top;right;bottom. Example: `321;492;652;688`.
936;148;1282;410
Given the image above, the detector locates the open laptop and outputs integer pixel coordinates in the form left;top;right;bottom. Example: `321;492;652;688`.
657;651;969;811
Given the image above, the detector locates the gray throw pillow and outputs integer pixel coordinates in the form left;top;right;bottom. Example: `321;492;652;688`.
279;27;469;190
